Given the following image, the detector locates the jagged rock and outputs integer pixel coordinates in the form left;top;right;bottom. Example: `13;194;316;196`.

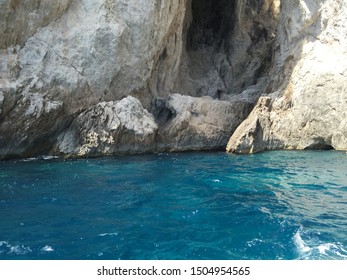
55;96;158;157
227;0;347;153
0;0;279;159
2;0;347;159
0;0;187;158
156;94;253;151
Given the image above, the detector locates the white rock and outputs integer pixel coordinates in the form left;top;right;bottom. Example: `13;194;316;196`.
56;96;158;157
157;94;253;151
227;0;347;153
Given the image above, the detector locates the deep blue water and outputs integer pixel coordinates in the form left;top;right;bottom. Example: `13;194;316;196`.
0;151;347;260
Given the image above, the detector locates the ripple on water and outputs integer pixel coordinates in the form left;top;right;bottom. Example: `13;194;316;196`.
0;151;346;260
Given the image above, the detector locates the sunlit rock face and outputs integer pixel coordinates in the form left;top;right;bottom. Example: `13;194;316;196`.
227;0;347;153
0;0;281;158
0;0;187;158
3;0;345;158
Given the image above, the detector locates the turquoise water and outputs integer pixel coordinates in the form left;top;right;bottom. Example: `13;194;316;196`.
0;151;347;260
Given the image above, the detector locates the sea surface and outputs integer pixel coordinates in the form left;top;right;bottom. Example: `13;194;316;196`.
0;151;347;260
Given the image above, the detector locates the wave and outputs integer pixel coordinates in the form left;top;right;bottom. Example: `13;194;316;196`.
21;155;60;162
293;227;347;260
0;241;32;256
0;241;55;256
98;232;118;237
41;245;54;252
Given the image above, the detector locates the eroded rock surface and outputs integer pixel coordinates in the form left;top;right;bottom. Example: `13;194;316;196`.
0;0;187;158
227;0;347;153
55;96;158;157
156;94;253;151
1;0;346;158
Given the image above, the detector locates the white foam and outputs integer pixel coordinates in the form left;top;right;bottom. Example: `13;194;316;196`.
294;229;311;253
9;245;32;255
318;243;337;255
41;245;54;252
212;179;222;183
294;228;347;260
98;232;118;237
22;155;59;162
41;156;59;160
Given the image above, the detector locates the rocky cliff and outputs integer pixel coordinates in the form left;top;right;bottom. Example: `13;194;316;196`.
0;0;345;159
227;0;347;153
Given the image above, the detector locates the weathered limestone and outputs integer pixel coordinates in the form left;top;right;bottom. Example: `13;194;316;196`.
155;94;253;151
227;0;347;153
1;0;347;159
0;0;188;158
1;0;279;159
55;96;158;157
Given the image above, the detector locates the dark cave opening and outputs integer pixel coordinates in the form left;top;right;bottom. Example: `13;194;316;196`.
304;143;334;151
177;0;279;98
186;0;236;52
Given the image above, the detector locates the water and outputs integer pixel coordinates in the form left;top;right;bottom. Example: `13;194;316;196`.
0;151;347;260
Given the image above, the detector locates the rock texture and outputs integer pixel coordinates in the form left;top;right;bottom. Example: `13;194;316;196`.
1;0;280;159
55;96;158;157
0;0;188;158
227;0;347;153
155;94;253;151
1;0;346;159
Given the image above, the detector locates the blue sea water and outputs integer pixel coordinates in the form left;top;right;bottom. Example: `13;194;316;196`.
0;151;347;260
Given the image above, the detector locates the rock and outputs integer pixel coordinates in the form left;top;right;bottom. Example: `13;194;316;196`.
0;0;73;49
55;96;158;157
227;0;347;153
2;0;347;159
156;94;253;151
0;0;280;159
55;94;253;157
0;0;187;159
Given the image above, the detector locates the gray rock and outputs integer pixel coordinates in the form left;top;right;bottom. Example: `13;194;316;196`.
0;0;187;158
2;0;347;158
227;0;347;153
55;96;158;157
156;94;253;151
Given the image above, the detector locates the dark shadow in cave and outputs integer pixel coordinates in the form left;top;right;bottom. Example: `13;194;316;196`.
186;0;236;53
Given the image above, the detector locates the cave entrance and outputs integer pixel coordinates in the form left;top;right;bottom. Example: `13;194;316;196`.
176;0;280;99
175;0;237;99
187;0;236;52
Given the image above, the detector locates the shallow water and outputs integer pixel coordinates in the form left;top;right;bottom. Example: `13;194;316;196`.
0;151;346;260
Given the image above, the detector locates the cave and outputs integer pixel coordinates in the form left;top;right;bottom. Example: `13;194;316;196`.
176;0;279;99
186;0;236;52
304;142;334;151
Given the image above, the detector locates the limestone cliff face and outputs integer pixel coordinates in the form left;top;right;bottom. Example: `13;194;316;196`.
1;0;279;159
1;0;345;159
0;0;187;158
227;0;347;153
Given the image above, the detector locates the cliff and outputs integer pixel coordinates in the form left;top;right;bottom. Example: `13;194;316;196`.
0;0;345;159
227;0;347;153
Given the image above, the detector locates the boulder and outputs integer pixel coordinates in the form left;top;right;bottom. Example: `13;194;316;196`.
55;96;158;157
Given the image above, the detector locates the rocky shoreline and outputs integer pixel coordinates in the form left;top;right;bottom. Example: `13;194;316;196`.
1;0;346;159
